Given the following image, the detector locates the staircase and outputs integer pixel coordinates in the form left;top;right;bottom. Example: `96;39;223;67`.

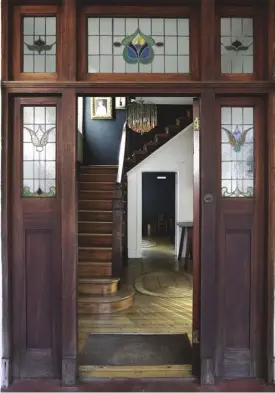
78;165;134;314
125;115;192;171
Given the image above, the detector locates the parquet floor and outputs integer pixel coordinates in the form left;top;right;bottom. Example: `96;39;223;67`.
79;238;193;350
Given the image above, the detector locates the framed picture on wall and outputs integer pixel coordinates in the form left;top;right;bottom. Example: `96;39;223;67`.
115;97;126;109
91;97;114;120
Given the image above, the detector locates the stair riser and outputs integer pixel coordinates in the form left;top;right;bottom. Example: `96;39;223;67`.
79;174;116;183
79;200;112;211
78;281;117;296
79;182;114;191
79;248;112;262
79;235;112;247
78;263;112;278
79;191;113;200
154;135;169;145
79;222;112;234
79;211;112;221
80;167;117;175
78;296;133;314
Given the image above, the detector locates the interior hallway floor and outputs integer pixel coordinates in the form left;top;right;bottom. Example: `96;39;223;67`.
78;237;193;350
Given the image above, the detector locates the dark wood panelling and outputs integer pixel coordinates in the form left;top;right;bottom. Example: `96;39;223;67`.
268;0;275;79
215;98;266;379
201;0;216;80
200;89;217;385
1;91;12;387
11;97;61;380
60;89;77;386
60;0;76;81
267;92;275;383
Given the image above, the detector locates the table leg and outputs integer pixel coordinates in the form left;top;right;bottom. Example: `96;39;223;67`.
178;227;185;261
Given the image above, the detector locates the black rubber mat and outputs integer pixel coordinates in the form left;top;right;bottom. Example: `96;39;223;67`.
79;333;192;366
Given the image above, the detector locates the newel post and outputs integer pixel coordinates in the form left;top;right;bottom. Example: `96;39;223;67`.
112;183;124;277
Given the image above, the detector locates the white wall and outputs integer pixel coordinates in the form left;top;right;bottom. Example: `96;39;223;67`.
77;97;83;163
127;123;193;259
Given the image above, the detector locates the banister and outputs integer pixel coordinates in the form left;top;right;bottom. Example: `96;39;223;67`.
112;121;127;277
117;121;127;184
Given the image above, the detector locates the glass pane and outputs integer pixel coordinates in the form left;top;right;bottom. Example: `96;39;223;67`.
221;106;254;197
220;17;253;74
23;106;56;197
23;16;56;73
87;17;190;73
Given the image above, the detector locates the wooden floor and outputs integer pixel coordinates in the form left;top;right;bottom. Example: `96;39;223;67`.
78;237;193;378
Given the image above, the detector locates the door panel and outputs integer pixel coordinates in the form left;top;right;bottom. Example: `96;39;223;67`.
215;98;266;378
11;98;61;379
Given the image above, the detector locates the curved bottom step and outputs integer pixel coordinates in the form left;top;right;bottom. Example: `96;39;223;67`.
78;285;135;314
78;364;192;379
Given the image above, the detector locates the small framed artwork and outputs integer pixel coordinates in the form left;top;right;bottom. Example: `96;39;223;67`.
115;97;126;110
91;97;114;120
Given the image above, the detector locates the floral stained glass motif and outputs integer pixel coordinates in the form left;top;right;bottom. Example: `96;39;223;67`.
88;17;190;73
221;107;254;197
221;18;253;74
23;106;56;197
121;29;156;65
23;16;56;73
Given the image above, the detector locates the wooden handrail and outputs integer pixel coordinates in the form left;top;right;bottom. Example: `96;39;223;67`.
112;121;127;277
117;121;127;184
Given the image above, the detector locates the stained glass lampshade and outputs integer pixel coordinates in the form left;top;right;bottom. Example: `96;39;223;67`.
126;100;157;134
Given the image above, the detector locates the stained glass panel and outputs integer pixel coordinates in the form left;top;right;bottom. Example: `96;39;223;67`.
23;17;56;73
220;18;253;74
221;106;254;197
23;106;56;197
87;17;190;73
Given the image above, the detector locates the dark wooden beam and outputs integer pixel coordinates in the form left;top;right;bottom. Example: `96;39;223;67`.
60;0;76;80
1;0;9;80
1;91;12;388
200;88;217;384
60;89;77;386
267;92;275;384
268;0;275;79
201;0;216;80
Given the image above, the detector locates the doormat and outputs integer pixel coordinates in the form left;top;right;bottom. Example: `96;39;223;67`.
79;333;192;366
142;239;157;248
134;271;192;298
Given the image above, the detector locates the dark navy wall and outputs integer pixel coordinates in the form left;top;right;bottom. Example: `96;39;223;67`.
83;97;126;165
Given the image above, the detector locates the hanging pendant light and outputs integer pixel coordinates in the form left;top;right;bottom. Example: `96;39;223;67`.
126;99;157;134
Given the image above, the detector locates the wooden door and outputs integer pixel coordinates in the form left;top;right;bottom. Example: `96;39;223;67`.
11;97;61;379
215;98;266;379
192;98;200;376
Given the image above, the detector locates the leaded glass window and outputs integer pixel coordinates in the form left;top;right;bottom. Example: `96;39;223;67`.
23;16;56;73
23;106;56;197
87;17;190;73
221;106;254;197
220;18;253;74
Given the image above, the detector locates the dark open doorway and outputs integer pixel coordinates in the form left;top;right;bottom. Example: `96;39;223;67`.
142;172;176;251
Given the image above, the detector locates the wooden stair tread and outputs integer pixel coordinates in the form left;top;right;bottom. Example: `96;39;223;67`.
78;277;119;284
78;221;112;224
79;210;112;213
79;286;134;303
79;233;112;236
79;246;112;250
78;261;111;265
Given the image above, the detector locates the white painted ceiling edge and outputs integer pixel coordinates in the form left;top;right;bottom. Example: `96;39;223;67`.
135;96;195;105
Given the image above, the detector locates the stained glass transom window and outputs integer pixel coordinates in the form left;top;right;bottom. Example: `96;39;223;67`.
23;17;56;73
220;18;253;74
23;106;56;197
221;106;254;197
87;17;190;73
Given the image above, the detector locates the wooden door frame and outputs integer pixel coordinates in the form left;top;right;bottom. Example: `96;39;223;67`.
1;86;273;387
